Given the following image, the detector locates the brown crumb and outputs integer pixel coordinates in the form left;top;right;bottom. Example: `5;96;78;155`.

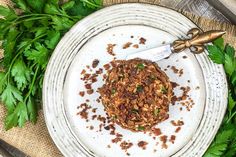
171;66;179;74
152;128;162;136
133;44;139;48
112;137;122;143
160;135;168;149
103;63;111;70
107;44;116;56
139;37;146;45
92;108;97;113
175;127;181;133
170;135;176;144
120;141;133;150
137;141;148;150
92;59;99;68
171;120;184;126
81;69;86;75
179;69;183;77
79;91;85;97
87;89;94;94
123;42;132;49
89;126;94;130
85;84;92;89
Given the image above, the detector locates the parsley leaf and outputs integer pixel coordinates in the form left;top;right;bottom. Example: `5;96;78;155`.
0;0;101;129
1;84;23;113
207;45;224;64
5;102;28;130
11;58;31;91
24;42;49;69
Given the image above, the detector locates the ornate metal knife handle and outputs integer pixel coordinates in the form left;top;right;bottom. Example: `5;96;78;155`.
172;28;226;54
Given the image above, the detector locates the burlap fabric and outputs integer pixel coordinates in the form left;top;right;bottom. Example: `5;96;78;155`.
0;0;235;156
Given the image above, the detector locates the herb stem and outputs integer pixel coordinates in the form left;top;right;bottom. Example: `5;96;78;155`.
24;65;39;103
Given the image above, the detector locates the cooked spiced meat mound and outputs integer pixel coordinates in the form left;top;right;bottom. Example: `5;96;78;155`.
99;59;172;132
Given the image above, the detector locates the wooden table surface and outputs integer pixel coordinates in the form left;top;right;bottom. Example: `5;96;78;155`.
0;0;233;157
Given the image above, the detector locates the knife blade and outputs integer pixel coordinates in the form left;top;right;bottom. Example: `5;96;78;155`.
125;28;225;61
126;44;172;61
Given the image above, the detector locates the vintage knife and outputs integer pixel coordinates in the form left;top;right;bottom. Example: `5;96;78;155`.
126;28;225;61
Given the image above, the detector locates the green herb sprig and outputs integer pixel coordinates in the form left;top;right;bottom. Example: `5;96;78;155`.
204;38;236;157
0;0;101;130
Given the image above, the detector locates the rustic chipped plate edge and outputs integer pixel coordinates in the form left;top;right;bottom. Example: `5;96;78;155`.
42;3;228;157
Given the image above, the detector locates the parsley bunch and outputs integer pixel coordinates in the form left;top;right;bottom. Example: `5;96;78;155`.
204;38;236;157
0;0;102;130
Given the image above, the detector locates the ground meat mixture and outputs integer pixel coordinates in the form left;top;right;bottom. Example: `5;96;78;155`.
99;59;173;132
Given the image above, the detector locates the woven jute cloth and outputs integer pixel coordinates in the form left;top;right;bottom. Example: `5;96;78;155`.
0;0;236;157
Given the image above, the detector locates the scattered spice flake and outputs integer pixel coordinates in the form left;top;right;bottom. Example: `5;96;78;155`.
120;141;133;150
162;41;166;44
123;42;132;49
126;152;130;156
171;120;184;126
139;37;146;45
107;44;116;56
92;115;97;120
85;84;92;89
137;141;148;150
171;66;179;73
179;69;183;77
86;99;89;102
170;135;176;144
167;65;170;68
97;115;106;123
86;65;90;69
87;89;94;94
77;103;90;119
183;55;188;59
92;108;97;113
107;145;111;148
164;68;167;71
130;35;134;38
133;44;139;49
112;137;122;143
160;135;168;149
175;127;181;133
103;63;111;70
92;59;99;68
187;80;191;83
180;107;183;111
152;128;162;136
171;82;179;88
89;126;94;130
153;149;157;152
96;68;103;74
81;69;86;75
195;86;200;90
104;125;110;130
79;91;85;97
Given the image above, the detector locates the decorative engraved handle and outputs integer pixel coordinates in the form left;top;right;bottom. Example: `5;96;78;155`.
172;28;226;54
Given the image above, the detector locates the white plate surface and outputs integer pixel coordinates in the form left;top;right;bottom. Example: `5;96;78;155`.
43;4;227;157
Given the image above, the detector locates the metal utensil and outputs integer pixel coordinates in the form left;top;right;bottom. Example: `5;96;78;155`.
126;28;225;61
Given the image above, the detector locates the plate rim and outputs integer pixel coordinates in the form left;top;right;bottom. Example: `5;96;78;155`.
43;3;228;157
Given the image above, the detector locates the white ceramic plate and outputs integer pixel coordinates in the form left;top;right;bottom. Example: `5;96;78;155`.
43;4;228;157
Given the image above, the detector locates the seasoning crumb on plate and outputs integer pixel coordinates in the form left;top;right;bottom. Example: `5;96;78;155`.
107;44;116;56
139;37;146;44
123;42;132;49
